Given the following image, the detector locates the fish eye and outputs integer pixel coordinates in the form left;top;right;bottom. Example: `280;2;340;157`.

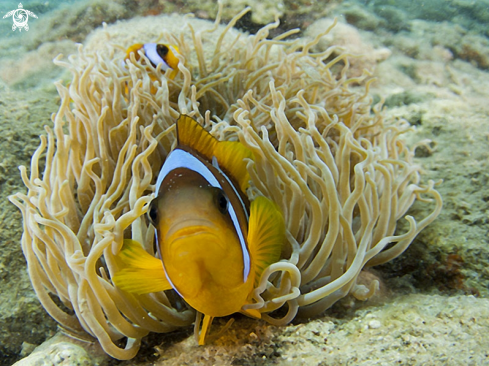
147;199;158;227
214;189;229;215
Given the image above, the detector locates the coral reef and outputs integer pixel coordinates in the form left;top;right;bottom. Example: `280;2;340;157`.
339;1;489;71
19;0;342;56
304;18;392;77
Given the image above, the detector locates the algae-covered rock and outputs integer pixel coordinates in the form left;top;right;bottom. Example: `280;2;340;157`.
0;84;59;364
13;334;107;366
338;3;383;31
276;294;489;365
305;18;391;77
384;90;435;108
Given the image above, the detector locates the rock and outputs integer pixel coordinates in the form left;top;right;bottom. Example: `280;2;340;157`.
305;18;391;77
13;333;108;366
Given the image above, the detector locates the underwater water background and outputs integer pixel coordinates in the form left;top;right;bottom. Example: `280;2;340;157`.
1;0;489;365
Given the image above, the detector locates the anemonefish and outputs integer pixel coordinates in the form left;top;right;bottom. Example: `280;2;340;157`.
124;43;181;79
113;115;285;345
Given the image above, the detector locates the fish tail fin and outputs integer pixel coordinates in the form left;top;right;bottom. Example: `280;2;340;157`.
125;43;144;61
247;196;285;285
112;239;172;294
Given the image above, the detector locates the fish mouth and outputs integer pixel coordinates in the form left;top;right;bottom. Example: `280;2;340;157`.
165;218;219;241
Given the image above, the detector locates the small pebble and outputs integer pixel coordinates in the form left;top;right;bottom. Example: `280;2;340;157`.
368;320;381;329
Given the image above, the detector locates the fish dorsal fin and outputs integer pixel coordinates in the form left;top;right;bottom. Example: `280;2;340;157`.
112;239;172;295
247;196;285;285
214;141;253;192
177;115;218;161
176;115;254;193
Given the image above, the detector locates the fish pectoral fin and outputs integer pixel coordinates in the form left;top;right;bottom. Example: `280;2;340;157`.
214;141;254;192
247;196;286;284
112;268;172;295
112;239;172;295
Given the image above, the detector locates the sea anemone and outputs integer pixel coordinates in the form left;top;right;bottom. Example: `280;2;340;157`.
9;6;442;360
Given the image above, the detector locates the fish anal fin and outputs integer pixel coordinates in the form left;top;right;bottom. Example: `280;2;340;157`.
247;196;285;285
112;239;172;295
176;115;217;158
240;307;262;319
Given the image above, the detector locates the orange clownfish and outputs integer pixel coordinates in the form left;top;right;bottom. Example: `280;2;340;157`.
124;43;181;79
113;115;285;344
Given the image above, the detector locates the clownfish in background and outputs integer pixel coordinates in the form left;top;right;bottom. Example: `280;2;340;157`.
113;115;285;345
123;43;181;79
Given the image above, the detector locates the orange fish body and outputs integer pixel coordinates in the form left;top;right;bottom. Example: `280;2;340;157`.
155;172;254;317
113;115;285;344
123;42;181;95
125;43;180;71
